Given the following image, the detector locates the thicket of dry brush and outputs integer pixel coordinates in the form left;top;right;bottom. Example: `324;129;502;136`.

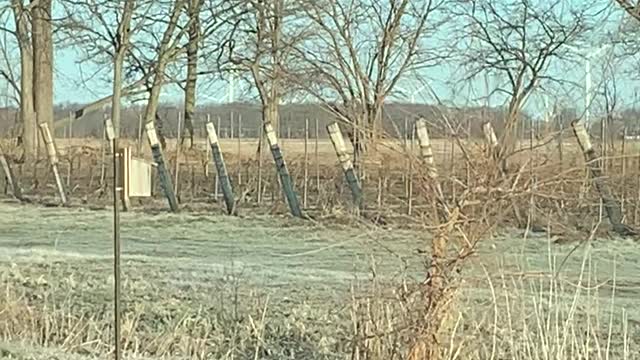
2;0;639;356
1;113;638;359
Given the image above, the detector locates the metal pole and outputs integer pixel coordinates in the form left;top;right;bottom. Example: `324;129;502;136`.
68;111;74;139
404;117;409;197
205;114;211;178
257;123;264;204
174;112;182;196
112;136;121;360
303;118;309;207
585;59;591;126
315;118;320;196
408;123;415;215
237;114;242;185
215;116;221;198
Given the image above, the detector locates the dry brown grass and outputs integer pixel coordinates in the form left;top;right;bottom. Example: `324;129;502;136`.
2;134;640;232
1;238;635;360
1;131;639;359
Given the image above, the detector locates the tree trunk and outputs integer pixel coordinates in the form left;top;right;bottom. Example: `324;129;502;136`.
143;66;166;125
407;119;456;360
12;1;36;160
112;56;125;136
111;0;136;137
32;0;54;131
182;0;202;148
142;0;185;138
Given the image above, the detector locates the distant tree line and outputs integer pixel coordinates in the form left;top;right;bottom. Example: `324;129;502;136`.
3;101;637;142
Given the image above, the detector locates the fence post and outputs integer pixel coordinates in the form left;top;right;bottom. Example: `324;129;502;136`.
482;120;523;225
408;122;415;215
257;123;264;204
0;146;23;201
205;114;211;178
174;112;183;197
105;117;116;153
206;122;236;215
146;122;179;212
39;122;68;205
572;120;636;236
327;122;363;210
482;121;499;160
416;119;438;179
264;122;303;218
119;147;132;211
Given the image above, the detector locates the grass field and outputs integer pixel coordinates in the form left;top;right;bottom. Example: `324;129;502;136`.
0;201;638;358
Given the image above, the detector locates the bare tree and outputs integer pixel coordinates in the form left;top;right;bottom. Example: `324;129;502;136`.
135;0;189;147
110;1;137;137
58;0;158;135
8;1;37;159
161;0;235;147
181;0;203;148
224;0;306;142
292;0;444;160
31;0;54;131
0;9;20;107
457;0;586;167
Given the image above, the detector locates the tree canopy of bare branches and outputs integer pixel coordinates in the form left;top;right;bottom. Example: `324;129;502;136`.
291;0;445;158
457;0;587;166
616;0;640;22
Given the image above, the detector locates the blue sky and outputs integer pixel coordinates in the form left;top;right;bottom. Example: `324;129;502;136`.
2;0;640;122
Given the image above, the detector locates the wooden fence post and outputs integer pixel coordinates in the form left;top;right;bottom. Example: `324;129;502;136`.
572;120;635;235
39;122;68;205
264;122;303;218
416;119;438;180
105;117;116;154
0;146;23;201
482;120;524;226
482;121;499;160
146;122;179;212
327;122;363;209
119;147;132;211
206;122;236;215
